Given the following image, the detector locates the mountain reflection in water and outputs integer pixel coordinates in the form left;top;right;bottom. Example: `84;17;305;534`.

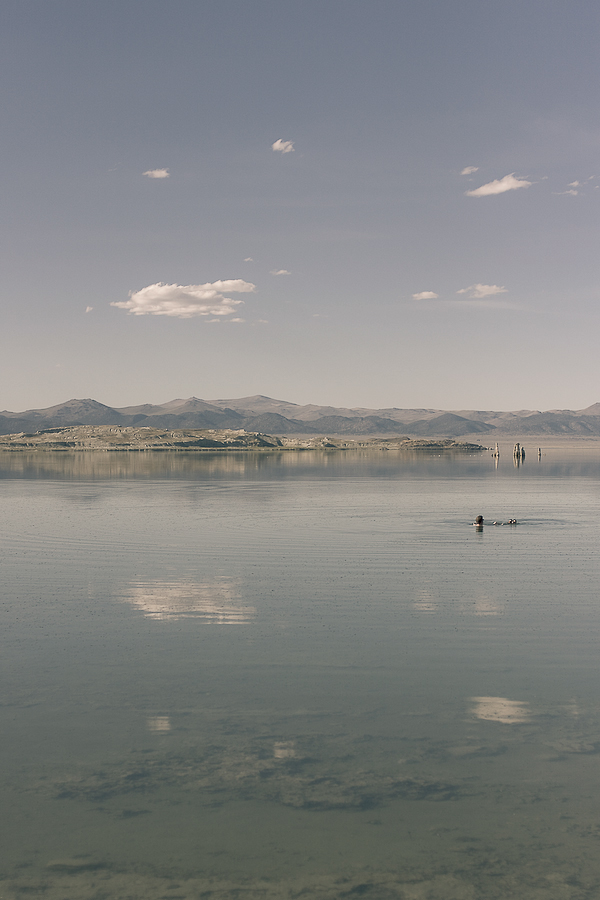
2;444;599;482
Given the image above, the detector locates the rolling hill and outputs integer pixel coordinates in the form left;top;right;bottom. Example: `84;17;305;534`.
1;396;600;437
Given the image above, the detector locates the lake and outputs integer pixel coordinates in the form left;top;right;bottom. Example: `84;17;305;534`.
1;446;599;899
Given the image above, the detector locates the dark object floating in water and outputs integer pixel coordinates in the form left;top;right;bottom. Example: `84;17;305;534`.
473;515;518;527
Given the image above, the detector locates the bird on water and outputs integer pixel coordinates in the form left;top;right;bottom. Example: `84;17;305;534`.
472;515;518;526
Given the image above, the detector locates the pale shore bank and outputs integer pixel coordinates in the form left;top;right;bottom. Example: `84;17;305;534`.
0;424;485;453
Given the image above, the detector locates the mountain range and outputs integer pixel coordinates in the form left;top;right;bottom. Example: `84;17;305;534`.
2;396;600;438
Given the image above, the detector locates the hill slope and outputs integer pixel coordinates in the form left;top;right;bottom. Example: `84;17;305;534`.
1;397;600;437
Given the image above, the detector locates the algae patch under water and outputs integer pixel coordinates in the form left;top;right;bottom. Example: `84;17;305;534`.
42;735;465;811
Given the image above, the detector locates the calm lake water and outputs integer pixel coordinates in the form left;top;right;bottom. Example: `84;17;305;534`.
1;447;600;899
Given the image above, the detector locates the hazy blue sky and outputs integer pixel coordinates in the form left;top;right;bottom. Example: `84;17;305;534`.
1;0;599;411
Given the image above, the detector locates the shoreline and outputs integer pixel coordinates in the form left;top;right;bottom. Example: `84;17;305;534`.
0;424;485;453
2;426;599;455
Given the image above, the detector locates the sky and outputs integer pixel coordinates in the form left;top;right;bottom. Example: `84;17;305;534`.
1;0;599;412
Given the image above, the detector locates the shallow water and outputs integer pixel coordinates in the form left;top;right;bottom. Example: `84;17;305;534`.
1;448;599;899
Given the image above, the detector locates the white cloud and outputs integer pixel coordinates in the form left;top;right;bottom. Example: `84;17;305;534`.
85;306;93;313
457;283;508;299
270;269;291;276
143;168;170;179
412;291;439;300
568;181;580;187
272;139;295;154
461;166;479;175
244;257;253;262
554;189;578;195
111;280;256;318
466;173;532;197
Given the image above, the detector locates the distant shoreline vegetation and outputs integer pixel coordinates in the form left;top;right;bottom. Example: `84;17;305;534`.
0;425;485;454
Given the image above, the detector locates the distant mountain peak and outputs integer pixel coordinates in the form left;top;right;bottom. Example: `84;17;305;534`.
160;397;221;412
212;394;297;405
25;398;119;416
578;402;600;415
2;396;600;438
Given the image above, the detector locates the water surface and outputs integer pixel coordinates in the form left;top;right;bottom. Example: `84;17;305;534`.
1;448;599;899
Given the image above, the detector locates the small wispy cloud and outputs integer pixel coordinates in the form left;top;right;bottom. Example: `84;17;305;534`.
270;269;291;276
143;168;170;179
412;291;439;300
466;173;532;197
457;284;508;299
461;166;479;175
244;257;253;262
552;177;600;195
409;284;516;310
111;280;256;319
272;139;295;154
85;306;93;313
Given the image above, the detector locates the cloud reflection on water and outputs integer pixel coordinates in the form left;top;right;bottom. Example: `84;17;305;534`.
465;594;502;617
147;716;171;732
470;696;531;724
273;741;296;759
122;577;255;623
412;589;501;616
413;590;438;614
